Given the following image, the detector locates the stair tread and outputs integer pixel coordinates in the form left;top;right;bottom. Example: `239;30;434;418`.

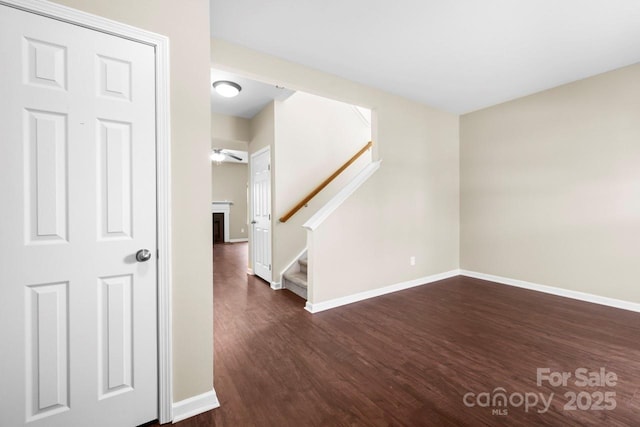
283;271;307;288
298;258;307;267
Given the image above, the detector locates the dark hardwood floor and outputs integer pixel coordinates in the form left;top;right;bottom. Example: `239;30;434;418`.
171;242;640;426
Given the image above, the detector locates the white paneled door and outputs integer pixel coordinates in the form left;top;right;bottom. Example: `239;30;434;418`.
250;148;272;283
0;5;158;427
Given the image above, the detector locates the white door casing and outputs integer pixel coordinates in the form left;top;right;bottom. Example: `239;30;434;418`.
250;147;272;283
0;3;167;426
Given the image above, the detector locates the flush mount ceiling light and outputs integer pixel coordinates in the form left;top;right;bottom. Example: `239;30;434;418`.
212;80;241;98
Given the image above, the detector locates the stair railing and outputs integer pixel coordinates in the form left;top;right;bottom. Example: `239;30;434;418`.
279;140;373;223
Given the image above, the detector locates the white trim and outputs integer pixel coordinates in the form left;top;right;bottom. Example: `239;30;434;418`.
247;268;254;275
251;145;271;157
270;281;282;290
229;238;248;243
2;0;169;45
304;269;640;314
0;0;173;423
303;160;381;231
153;23;173;427
460;270;640;313
305;270;460;313
211;202;231;243
172;389;220;424
352;105;372;127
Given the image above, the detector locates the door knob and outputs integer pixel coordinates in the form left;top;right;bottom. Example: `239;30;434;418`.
251;220;257;224
136;249;152;262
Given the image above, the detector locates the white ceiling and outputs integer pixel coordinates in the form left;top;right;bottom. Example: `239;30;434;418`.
211;69;295;118
210;0;640;114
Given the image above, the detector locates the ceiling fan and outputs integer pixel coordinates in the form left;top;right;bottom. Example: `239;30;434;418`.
210;149;243;162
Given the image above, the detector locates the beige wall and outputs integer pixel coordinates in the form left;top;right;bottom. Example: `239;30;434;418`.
249;103;275;155
461;63;640;303
310;98;460;303
211;163;248;240
211;112;250;150
273;92;372;281
213;39;460;303
51;0;213;401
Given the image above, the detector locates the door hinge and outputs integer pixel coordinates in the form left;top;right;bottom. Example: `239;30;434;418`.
269;214;271;220
269;264;272;271
268;164;271;171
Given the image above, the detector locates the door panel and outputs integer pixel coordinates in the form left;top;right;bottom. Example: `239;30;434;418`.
25;109;69;243
98;274;134;399
0;5;157;426
25;282;70;421
98;119;133;239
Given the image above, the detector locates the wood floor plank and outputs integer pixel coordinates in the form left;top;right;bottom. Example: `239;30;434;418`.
155;243;640;426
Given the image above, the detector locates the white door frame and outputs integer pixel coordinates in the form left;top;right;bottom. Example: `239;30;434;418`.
0;0;173;423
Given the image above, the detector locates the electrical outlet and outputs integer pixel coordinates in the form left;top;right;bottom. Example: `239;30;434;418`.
410;256;416;266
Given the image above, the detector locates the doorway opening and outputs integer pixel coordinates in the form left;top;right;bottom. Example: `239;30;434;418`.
210;68;373;297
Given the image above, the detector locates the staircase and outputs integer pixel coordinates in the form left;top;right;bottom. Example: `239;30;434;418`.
283;257;307;300
277;142;378;305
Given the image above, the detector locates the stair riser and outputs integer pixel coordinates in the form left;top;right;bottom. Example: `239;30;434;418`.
283;271;307;288
298;259;307;274
284;278;307;300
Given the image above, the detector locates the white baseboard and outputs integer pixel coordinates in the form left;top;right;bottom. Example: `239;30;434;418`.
229;238;248;243
270;281;282;290
305;269;460;313
460;270;640;313
303;269;640;315
247;268;254;275
172;388;220;423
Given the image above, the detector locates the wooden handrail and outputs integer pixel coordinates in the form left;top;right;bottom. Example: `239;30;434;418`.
279;141;373;223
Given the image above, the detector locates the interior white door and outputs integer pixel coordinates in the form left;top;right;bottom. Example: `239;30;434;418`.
250;148;272;283
0;5;158;427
